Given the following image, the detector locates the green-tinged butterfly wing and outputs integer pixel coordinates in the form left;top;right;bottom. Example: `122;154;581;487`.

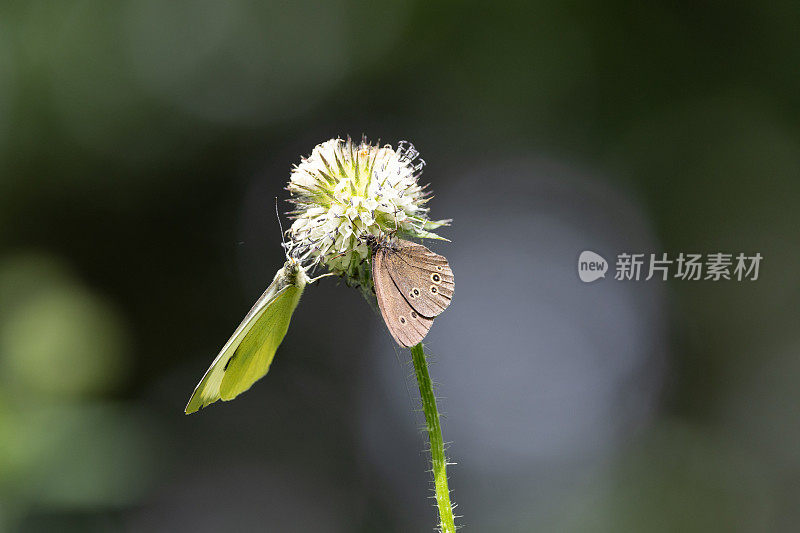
185;260;308;414
219;283;303;400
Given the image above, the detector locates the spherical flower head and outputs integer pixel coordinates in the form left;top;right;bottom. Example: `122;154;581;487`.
286;137;449;286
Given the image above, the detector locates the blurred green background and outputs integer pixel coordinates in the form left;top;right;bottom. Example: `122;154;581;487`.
1;1;799;532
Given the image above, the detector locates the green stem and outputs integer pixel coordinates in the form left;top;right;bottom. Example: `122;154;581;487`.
410;342;457;533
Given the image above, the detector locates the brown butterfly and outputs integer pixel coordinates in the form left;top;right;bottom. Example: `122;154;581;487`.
366;235;454;347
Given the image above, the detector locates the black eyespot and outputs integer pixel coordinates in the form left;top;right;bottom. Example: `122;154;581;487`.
411;311;418;319
430;286;437;294
413;288;420;296
399;316;406;324
431;273;441;283
436;266;443;271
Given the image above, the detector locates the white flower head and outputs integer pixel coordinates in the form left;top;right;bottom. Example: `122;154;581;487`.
286;137;449;285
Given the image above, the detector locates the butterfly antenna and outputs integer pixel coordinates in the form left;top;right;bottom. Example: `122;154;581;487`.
274;197;289;258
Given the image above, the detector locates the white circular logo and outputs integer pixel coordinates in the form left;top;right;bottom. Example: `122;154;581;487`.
578;251;607;282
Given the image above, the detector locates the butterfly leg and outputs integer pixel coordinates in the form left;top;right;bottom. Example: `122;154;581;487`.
308;272;338;284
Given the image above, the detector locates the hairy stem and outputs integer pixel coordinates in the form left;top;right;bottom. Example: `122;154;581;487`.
410;342;456;533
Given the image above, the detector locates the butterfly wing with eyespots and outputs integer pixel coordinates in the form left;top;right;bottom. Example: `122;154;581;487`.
383;240;454;318
373;247;433;348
